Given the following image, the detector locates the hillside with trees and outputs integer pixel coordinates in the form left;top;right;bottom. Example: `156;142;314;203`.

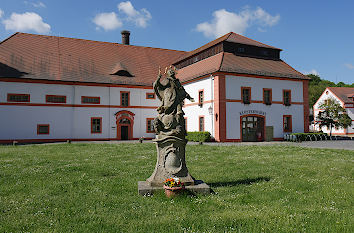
307;74;354;107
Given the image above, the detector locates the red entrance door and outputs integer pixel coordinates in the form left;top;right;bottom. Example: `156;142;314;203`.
115;110;135;140
118;118;131;140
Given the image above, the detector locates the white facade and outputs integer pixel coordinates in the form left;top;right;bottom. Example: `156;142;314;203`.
182;74;307;141
0;73;309;142
0;81;158;141
313;88;354;136
183;76;214;136
225;75;305;140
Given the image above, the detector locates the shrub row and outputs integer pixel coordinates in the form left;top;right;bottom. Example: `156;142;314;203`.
186;131;211;142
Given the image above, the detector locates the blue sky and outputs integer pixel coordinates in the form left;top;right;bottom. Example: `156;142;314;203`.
0;0;353;84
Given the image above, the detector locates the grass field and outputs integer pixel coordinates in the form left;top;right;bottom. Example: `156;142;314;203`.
0;143;353;232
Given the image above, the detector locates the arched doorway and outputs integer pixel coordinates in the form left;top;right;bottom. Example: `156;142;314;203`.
115;110;135;140
240;115;265;142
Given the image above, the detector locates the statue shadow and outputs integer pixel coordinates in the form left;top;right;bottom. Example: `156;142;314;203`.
207;176;271;188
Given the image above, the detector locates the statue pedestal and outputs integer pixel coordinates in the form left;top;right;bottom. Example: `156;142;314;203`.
138;136;211;196
146;136;194;186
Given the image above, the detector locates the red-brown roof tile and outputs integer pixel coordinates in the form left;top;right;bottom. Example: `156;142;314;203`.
177;53;223;82
0;32;187;86
220;52;307;79
175;32;281;63
328;87;354;103
0;32;307;86
177;52;308;81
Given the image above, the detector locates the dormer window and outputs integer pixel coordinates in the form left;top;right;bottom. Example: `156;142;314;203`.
237;47;245;53
110;62;133;77
261;50;269;56
113;70;133;77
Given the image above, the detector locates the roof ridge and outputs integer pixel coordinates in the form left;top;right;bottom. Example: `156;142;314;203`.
218;52;225;71
0;32;20;45
13;32;187;53
228;31;281;50
188;32;231;53
280;60;309;79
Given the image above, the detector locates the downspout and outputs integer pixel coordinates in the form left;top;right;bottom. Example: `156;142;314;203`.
210;75;214;138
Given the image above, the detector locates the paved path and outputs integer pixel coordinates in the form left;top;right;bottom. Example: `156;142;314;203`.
74;140;354;151
187;141;354;151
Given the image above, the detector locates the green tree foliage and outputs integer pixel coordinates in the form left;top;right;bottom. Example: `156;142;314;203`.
307;74;354;107
316;98;352;136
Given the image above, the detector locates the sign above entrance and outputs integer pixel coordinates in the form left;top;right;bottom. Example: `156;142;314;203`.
239;110;266;116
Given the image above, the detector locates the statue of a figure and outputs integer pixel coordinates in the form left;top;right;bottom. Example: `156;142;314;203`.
153;66;194;139
146;66;195;186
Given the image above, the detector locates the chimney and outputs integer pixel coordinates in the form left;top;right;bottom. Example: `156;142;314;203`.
121;30;130;45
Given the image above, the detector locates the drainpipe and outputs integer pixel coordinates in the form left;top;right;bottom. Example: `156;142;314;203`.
210;75;214;138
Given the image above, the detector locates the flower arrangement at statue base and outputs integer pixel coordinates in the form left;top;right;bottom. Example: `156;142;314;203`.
163;177;185;198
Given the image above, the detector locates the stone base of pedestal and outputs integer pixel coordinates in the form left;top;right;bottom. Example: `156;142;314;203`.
138;180;211;196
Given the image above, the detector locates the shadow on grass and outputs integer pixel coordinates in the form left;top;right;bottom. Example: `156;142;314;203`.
208;177;270;188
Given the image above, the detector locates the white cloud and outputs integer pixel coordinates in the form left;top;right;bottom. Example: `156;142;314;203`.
2;12;50;34
32;2;46;8
118;1;151;28
252;7;280;26
24;1;46;8
344;63;354;69
196;7;280;38
93;12;122;31
303;69;320;76
0;9;4;18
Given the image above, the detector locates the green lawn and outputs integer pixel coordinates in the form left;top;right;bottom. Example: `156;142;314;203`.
0;143;353;232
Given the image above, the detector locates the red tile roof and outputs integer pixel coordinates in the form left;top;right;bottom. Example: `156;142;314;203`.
175;32;281;63
0;32;186;86
327;87;354;103
177;52;309;81
0;32;307;86
177;53;223;82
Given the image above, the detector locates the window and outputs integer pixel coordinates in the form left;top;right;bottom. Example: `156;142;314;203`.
198;90;204;107
121;91;130;107
283;115;292;132
241;87;251;104
283;90;291;106
91;117;102;134
261;50;269;56
263;89;272;105
82;96;100;104
146;118;154;133
37;124;49;135
7;93;30;102
237;47;245;53
146;93;155;99
46;95;66;103
199;116;204;132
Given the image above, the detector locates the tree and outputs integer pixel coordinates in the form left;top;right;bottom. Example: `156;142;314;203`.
308;74;336;107
316;98;353;136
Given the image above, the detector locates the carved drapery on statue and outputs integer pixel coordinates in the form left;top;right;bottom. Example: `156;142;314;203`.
146;66;195;186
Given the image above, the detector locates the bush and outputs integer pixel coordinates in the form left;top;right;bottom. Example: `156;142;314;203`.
285;133;327;142
186;131;211;142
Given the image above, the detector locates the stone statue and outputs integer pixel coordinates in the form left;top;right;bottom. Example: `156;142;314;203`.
146;66;195;186
153;66;195;138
